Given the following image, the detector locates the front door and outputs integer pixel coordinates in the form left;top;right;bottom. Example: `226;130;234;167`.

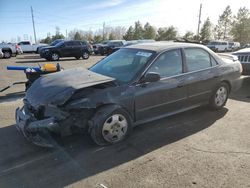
134;49;188;122
60;41;74;57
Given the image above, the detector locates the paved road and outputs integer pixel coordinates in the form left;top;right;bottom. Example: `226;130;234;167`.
0;54;250;188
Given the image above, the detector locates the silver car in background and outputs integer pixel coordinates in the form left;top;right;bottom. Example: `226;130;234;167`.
233;48;250;75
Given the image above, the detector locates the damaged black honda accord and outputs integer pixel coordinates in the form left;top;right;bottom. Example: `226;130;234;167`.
16;42;242;147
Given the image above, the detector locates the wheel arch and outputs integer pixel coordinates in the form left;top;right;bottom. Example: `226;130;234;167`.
1;47;12;53
87;103;133;132
95;103;134;121
51;50;61;57
220;80;231;93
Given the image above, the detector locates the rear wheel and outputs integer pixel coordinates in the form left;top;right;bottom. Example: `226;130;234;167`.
209;83;229;110
3;51;11;58
51;53;59;61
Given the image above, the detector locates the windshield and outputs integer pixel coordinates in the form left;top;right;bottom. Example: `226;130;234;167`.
54;41;64;47
90;48;155;83
50;40;63;46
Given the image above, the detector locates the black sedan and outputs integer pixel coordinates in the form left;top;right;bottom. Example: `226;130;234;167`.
15;42;242;147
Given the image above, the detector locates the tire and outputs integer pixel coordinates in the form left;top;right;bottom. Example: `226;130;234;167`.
3;51;11;58
82;51;89;59
209;83;229;110
90;106;132;146
51;53;59;61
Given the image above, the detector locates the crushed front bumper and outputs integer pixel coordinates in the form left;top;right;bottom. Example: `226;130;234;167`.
15;107;59;147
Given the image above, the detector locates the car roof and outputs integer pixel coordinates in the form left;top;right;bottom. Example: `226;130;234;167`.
125;41;206;52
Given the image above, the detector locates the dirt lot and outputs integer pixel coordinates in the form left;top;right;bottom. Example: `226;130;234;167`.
0;54;250;188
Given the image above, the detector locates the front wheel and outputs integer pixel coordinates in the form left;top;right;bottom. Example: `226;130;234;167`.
51;53;59;61
90;106;132;146
209;83;229;110
82;51;89;59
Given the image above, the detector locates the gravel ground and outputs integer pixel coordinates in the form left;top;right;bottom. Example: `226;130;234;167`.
0;54;249;188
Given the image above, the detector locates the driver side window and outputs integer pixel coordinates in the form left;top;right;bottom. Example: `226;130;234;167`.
147;49;183;77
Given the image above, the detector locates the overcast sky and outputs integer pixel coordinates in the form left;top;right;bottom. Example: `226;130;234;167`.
0;0;249;42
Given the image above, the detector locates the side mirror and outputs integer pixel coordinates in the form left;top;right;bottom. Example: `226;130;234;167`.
142;72;161;83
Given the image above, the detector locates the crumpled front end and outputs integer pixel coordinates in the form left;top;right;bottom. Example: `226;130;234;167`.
16;108;58;147
15;99;68;147
15;67;117;147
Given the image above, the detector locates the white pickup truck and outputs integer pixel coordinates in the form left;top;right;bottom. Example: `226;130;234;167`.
17;41;47;53
0;43;21;58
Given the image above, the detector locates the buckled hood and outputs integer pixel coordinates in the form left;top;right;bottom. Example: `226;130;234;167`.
26;67;115;108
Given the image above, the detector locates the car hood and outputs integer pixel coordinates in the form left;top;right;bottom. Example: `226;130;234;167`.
26;67;115;108
41;46;55;50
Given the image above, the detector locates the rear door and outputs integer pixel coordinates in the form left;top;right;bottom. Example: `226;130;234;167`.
134;49;189;122
73;41;82;56
183;47;220;105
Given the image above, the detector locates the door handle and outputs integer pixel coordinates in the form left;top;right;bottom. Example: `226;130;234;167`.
177;84;184;88
213;76;219;78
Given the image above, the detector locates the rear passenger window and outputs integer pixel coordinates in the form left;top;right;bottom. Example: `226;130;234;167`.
184;48;211;72
147;49;182;77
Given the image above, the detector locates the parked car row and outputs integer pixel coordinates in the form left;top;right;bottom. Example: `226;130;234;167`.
206;40;240;52
93;39;156;55
0;41;47;59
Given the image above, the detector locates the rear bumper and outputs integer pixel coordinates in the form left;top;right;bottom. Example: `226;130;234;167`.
231;75;244;92
15;107;59;147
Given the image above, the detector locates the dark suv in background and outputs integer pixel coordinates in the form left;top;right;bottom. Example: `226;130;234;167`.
98;40;126;55
40;40;92;61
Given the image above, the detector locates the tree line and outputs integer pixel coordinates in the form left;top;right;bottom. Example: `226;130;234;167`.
40;6;250;45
